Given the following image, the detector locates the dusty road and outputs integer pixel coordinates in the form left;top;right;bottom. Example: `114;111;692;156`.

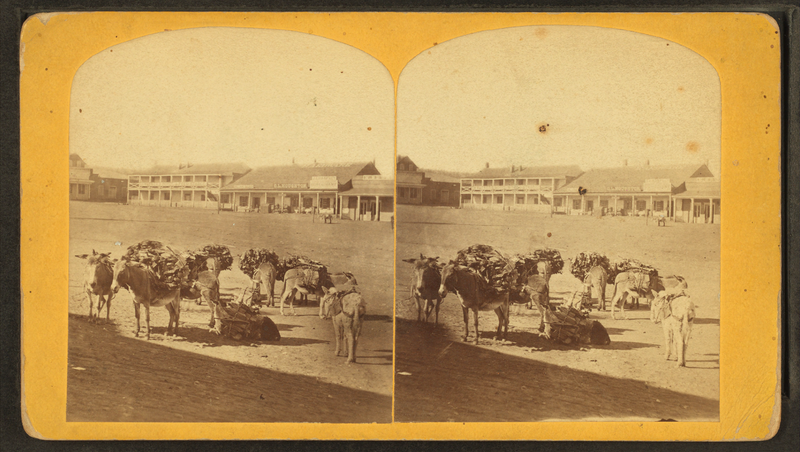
395;206;719;422
68;201;393;423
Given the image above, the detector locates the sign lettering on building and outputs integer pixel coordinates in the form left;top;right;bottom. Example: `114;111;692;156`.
309;176;338;189
273;183;308;189
607;186;642;192
358;175;392;180
232;184;255;189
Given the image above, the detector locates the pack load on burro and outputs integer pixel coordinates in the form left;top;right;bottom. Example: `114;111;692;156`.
182;244;234;280
454;244;518;297
611;257;658;284
512;248;565;278
122;240;189;293
278;253;329;289
238;248;280;279
569;252;614;282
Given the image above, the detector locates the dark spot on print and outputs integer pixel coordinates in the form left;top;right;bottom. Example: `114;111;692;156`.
686;141;699;153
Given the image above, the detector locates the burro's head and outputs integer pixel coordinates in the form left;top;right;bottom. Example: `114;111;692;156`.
438;261;459;298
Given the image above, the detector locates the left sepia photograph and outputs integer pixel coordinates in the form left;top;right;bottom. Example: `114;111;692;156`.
66;27;395;423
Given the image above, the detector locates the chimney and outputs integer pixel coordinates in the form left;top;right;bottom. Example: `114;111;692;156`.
292;158;295;164
485;162;490;169
623;159;628;167
511;165;515;173
645;159;650;166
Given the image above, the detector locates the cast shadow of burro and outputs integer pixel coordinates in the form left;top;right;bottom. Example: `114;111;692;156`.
67;319;391;423
394;319;718;423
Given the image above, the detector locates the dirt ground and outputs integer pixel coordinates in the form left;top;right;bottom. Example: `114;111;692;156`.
395;205;719;422
67;201;393;423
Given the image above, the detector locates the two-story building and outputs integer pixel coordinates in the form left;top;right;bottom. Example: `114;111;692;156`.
127;163;250;209
396;155;461;207
460;164;584;212
553;161;718;222
69;154;94;200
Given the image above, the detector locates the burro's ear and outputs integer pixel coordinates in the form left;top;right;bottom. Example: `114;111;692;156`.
111;258;119;264
75;254;88;259
321;286;330;295
92;249;98;256
402;258;416;264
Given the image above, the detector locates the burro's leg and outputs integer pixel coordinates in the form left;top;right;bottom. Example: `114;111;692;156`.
279;286;295;316
144;303;151;340
472;308;479;345
662;320;673;361
461;306;470;342
133;300;141;337
87;290;95;322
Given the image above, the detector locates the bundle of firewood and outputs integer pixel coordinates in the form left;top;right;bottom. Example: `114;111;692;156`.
610;258;658;284
569;252;613;282
122;240;187;292
218;302;265;341
277;254;327;282
512;248;565;278
238;248;280;279
197;244;233;271
455;244;517;295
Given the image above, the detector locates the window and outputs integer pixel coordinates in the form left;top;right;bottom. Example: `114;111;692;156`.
399;164;406;171
654;200;664;211
398;187;408;198
221;194;230;203
482;195;491;204
624;199;632;210
441;190;449;201
199;193;205;201
184;193;192;201
78;185;85;195
97;186;105;197
573;199;581;210
240;196;248;207
587;200;594;211
495;180;503;186
109;187;117;198
553;197;562;207
303;197;313;208
162;192;170;200
267;196;275;205
517;179;525;186
197;176;207;182
532;196;539;205
410;188;419;198
600;200;609;208
495;195;503;204
636;200;646;211
150;191;157;200
70;184;74;194
290;196;299;207
321;198;331;209
516;195;525;204
430;190;438;200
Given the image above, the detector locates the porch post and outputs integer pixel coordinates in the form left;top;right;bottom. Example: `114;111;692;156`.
690;198;695;223
377;196;381;221
613;196;617;214
356;195;361;221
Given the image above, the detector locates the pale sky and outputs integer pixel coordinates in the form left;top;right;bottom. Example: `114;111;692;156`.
70;27;394;175
397;25;721;177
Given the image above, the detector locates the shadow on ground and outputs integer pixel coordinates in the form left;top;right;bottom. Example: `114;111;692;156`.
394;319;718;422
68;318;391;423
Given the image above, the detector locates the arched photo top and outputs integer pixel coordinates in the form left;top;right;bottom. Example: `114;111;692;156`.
398;25;721;176
69;27;394;174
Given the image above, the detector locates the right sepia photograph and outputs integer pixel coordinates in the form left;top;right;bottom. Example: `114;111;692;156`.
394;25;721;422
